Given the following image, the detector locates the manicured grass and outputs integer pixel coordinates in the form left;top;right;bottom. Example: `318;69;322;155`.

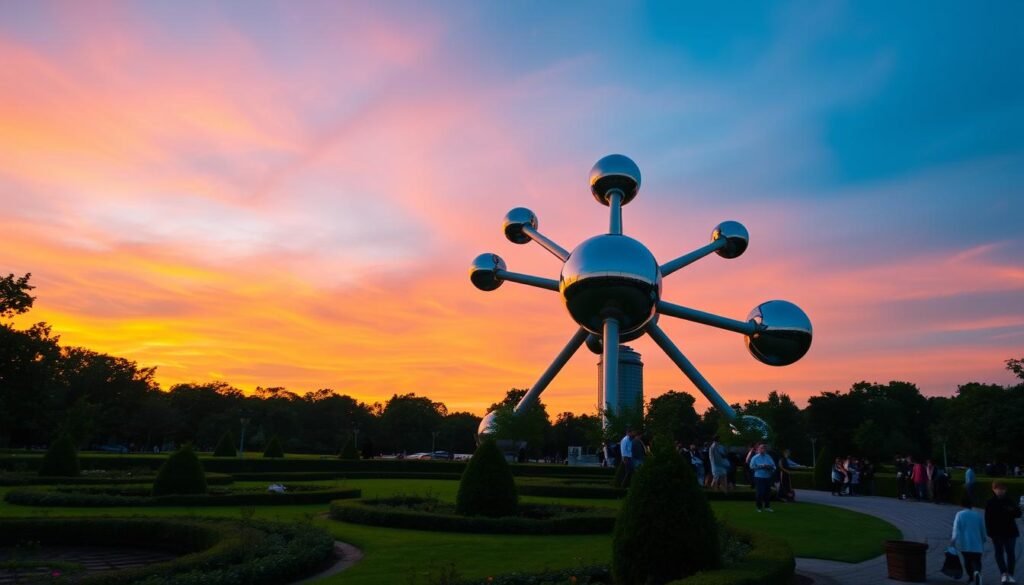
0;478;901;583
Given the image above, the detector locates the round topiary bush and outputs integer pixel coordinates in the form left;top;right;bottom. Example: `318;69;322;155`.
263;435;284;458
456;438;518;517
152;445;207;496
612;438;721;585
339;439;360;460
813;445;835;491
212;432;236;457
38;433;80;477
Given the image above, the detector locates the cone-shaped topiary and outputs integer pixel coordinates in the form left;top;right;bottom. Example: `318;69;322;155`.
612;460;626;488
455;438;518;517
813;445;835;491
263;435;284;458
339;439;360;460
612;438;721;585
38;433;80;477
152;444;207;496
212;432;236;457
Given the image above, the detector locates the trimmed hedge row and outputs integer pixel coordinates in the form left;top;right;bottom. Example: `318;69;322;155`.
0;517;335;585
0;454;615;477
230;471;463;482
0;471;232;486
5;485;361;507
329;497;616;534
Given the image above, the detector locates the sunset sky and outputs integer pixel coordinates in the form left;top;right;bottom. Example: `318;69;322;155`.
2;2;1022;416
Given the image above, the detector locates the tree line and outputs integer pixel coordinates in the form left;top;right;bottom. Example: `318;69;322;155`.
3;273;1022;466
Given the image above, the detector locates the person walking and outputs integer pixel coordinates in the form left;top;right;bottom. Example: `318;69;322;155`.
966;464;977;501
688;443;706;486
952;495;988;584
632;433;647;470
911;457;929;501
895;455;909;500
619;429;634;487
985;480;1021;584
831;456;846;496
778;448;803;502
749;443;777;512
709;436;729;493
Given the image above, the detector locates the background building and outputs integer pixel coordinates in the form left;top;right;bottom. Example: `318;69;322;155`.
597;345;644;419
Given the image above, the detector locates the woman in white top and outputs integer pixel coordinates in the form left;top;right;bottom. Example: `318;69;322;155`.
952;495;988;584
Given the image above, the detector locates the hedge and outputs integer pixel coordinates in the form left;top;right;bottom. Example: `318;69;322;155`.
229;471;463;482
329;496;616;534
0;517;334;585
788;470;1024;504
5;485;361;507
0;471;232;487
0;455;616;478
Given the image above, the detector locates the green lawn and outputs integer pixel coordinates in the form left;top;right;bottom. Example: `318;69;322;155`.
0;479;901;583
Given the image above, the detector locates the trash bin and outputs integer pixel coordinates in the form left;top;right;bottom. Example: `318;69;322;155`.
884;540;928;582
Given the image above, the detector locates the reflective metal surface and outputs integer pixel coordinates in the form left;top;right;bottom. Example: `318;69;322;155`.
477;411;498;438
730;415;771;440
502;207;539;244
560;234;661;336
471;154;812;430
590;154;641;206
745;300;813;366
469;253;506;291
601;318;620;416
711;221;749;259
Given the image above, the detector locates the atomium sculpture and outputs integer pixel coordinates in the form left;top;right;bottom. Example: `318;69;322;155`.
470;155;812;438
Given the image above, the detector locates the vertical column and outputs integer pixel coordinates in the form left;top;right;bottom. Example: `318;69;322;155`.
608;190;623;235
602;317;620;423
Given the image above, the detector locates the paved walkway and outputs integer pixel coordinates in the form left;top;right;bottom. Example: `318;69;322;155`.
795;489;1022;584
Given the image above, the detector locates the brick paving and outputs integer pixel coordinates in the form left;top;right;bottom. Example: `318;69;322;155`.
795;489;1022;584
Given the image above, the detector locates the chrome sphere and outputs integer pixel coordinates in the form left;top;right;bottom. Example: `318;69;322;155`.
477;411;498;439
730;415;771;440
469;253;506;291
712;221;749;259
503;207;538;244
590;154;641;206
745;300;812;366
560;234;661;336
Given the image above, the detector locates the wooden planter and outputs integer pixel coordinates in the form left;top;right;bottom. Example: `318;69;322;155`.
884;540;928;582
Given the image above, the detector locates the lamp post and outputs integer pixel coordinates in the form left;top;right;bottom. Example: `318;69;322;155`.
431;431;439;455
810;437;817;468
353;428;360;452
239;417;250;458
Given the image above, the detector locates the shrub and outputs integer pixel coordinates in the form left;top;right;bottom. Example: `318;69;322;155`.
152;445;207;496
613;439;721;585
263;435;284;458
212;432;236;457
339;439;360;460
812;446;835;491
667;528;795;585
612;460;626;488
38;433;80;477
5;485;360;507
456;439;518;517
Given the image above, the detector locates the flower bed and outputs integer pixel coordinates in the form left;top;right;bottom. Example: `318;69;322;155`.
0;517;335;585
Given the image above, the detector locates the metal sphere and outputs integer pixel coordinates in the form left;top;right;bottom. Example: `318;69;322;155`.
477;411;498;439
560;234;661;336
469;253;506;292
745;300;813;366
712;221;749;259
502;207;538;244
730;415;771;440
590;154;641;206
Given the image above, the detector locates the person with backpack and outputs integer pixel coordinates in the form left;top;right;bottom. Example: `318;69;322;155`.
952;495;987;584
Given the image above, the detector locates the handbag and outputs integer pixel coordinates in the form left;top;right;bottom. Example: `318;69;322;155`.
941;547;963;579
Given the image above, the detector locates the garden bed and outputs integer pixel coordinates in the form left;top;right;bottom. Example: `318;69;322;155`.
4;483;361;507
329;496;616;534
0;517;335;585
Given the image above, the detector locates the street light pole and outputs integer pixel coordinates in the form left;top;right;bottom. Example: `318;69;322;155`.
353;429;360;452
810;437;817;468
431;431;439;455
